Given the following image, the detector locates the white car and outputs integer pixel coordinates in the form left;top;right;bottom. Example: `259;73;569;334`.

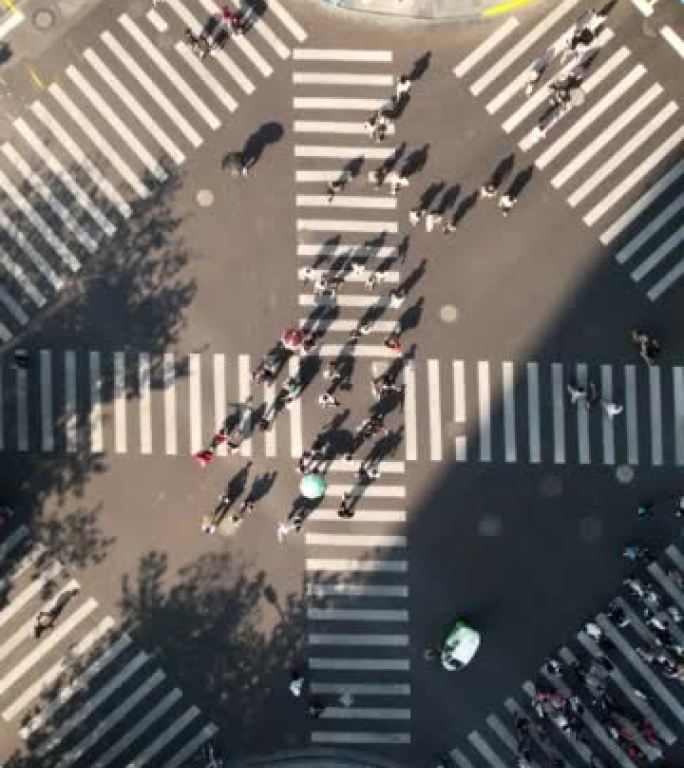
441;620;481;671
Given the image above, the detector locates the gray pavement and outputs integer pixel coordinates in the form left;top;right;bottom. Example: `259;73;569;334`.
0;0;682;765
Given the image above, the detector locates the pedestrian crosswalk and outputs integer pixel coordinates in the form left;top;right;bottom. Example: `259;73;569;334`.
2;352;682;467
446;543;684;768
0;350;303;458
0;520;217;766
293;48;412;361
453;2;683;303
304;464;411;746
0;0;306;343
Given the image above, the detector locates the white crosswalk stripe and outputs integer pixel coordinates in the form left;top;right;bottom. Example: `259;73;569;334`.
453;11;684;302
447;543;684;768
0;0;306;340
0;523;217;765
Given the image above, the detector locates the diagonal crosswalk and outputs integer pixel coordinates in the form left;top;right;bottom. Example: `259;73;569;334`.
0;0;307;343
453;5;683;303
0;517;216;766
446;543;684;768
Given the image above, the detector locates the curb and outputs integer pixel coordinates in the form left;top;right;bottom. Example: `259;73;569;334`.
226;747;411;768
314;0;545;22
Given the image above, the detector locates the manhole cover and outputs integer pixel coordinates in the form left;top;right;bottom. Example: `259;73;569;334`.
439;304;459;323
616;464;635;484
32;8;56;30
196;188;214;207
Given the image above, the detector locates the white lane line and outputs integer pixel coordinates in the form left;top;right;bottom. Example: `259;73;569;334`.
0;534;42;579
2;616;114;721
16;365;28;451
601;364;615;465
300;318;397;333
40;350;53;452
469;732;508;768
0;165;81;271
265;0;307;42
91;689;183;768
310;509;405;522
297;219;397;233
294;49;391;61
404;362;417;460
311;683;410;696
0;207;62;291
189;353;203;455
119;14;220;129
126;708;205;768
647;253;684;301
64;350;78;453
0;598;97;697
477;361;491;461
297;243;398;259
454;16;519;78
470;0;581;96
502;28;613;130
294;72;391;86
649;366;663;466
263;380;277;457
603;159;684;245
101;31;202;148
325;459;405;472
53;670;165;768
552;84;662;189
449;747;476;768
15;117;115;235
306;558;407;572
289;356;303;457
661;26;684;59
305;533;406;547
174;41;239;112
675;367;684;465
632;226;684;283
294;97;387;110
527;361;541;463
569;101;678;207
310;658;410;671
582;46;631;94
83;48;185;165
241;2;290;60
169;0;254;94
309;634;408;646
114;352;127;454
213;354;227;457
552;363;565;464
307;583;407;597
0;10;24;39
312;732;410;745
629;0;654;15
0;248;45;307
49;82;149;199
585;126;684;226
486;714;519;756
2;142;98;253
89;351;103;453
158;721;218;768
139;353;152;455
31;101;131;218
325;484;406;498
147;8;167;31
625;365;639;465
300;295;391;308
534;65;646;168
427;359;442;461
615;194;684;264
34;650;149;756
238;353;252;457
321;707;410;720
576;362;590;465
19;634;132;740
502;360;516;462
298;268;399;284
294;120;395;136
317;344;398;358
163;352;177;455
667;545;684;572
296;169;360;182
0;284;27;326
296;194;396;208
295;145;393;159
453;360;467;461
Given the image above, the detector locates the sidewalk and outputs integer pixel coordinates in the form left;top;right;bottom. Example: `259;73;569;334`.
315;0;542;22
227;747;411;768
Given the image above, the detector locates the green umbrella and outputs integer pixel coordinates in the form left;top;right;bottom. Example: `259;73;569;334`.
300;473;327;499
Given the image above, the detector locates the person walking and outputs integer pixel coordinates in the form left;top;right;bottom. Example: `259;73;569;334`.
425;212;442;232
369;167;387;189
365;272;379;292
337;492;354;519
34;610;56;639
409;207;425;227
323;360;341;382
326;178;344;203
480;182;498;199
567;383;586;405
351;260;366;279
601;399;623;419
318;392;340;409
394;75;411;102
383;331;403;354
387;170;409;196
13;349;29;369
389;287;406;309
498;193;517;217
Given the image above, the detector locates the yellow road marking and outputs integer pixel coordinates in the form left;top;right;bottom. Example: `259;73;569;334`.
2;0;17;13
484;0;538;17
28;67;45;90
